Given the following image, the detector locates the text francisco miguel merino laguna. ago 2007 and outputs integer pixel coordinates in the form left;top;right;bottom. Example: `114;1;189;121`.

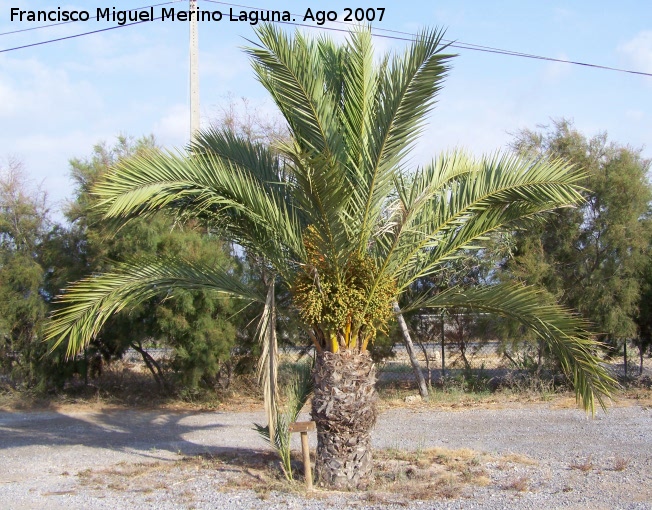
10;6;386;26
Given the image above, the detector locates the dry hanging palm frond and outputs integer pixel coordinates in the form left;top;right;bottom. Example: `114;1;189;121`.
256;280;279;439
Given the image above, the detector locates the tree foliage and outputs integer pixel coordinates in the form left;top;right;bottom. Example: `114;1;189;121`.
634;258;652;374
507;120;652;348
60;137;242;391
0;159;50;387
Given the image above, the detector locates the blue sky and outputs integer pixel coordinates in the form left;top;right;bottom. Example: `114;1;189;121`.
1;0;650;218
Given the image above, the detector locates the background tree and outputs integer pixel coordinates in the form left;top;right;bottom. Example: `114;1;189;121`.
42;137;242;393
633;258;652;375
0;158;50;388
506;120;652;368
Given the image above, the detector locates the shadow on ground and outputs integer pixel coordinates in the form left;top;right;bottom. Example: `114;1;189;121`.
0;408;256;462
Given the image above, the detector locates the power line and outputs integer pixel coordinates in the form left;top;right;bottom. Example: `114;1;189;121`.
1;0;650;78
202;0;652;78
0;1;181;37
0;17;163;54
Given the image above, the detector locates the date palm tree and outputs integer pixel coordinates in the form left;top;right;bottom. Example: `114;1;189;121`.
46;25;615;489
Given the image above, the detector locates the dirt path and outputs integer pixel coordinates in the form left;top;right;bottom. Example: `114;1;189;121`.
1;403;651;509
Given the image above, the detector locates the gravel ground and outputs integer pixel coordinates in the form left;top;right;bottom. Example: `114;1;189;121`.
1;402;651;509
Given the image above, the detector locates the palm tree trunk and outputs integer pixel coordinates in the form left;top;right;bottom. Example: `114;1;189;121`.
311;350;377;489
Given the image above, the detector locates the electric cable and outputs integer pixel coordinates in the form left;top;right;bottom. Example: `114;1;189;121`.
1;0;650;78
203;0;652;78
0;1;181;36
0;17;164;53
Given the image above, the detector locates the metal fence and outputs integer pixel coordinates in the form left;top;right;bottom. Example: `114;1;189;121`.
378;312;652;387
380;340;533;387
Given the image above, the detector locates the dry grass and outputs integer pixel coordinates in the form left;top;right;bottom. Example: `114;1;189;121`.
377;386;652;412
492;452;539;474
70;445;527;504
620;386;652;408
0;367;263;413
75;449;306;501
570;455;594;472
375;381;587;412
3;354;650;413
77;461;174;491
613;455;630;472
3;382;645;414
370;446;492;501
502;476;530;492
499;453;539;466
42;490;77;496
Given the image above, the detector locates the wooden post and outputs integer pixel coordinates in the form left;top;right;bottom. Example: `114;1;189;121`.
289;421;316;490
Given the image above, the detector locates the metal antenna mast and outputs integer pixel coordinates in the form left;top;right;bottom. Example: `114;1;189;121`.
189;0;200;141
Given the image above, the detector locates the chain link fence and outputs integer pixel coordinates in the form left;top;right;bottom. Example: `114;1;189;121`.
378;312;652;388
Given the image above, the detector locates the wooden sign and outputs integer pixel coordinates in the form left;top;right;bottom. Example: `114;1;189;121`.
288;421;316;433
288;421;317;490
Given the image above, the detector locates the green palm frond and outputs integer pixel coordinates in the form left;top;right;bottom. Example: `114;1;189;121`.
387;153;585;288
372;151;477;276
92;149;304;280
353;28;452;253
339;28;376;181
403;283;618;413
374;28;452;167
190;127;287;192
246;26;357;268
246;24;344;163
254;361;313;480
45;258;264;358
337;28;381;247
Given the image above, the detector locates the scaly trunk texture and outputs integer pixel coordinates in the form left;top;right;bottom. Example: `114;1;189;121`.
311;350;377;489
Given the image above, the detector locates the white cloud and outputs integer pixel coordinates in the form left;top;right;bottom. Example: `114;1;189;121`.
0;55;103;123
542;53;572;83
0;53;136;212
200;45;248;81
414;96;525;164
625;109;644;121
152;103;190;147
74;43;181;76
553;7;573;19
431;8;469;27
9;130;109;216
0;81;19;117
618;31;652;73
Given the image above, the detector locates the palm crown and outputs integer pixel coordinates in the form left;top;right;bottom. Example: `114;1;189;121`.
46;25;614;413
